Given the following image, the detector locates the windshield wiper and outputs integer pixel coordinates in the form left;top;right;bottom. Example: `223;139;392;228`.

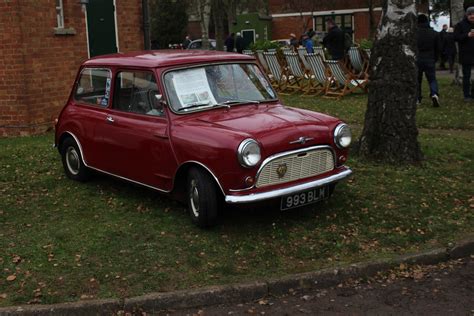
177;101;212;112
216;99;260;107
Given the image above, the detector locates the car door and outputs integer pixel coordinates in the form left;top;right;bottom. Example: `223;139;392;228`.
71;67;114;168
97;69;178;191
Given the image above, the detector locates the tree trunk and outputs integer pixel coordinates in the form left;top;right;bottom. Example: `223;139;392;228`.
357;0;423;164
197;0;212;49
212;0;225;51
451;0;464;27
451;0;465;25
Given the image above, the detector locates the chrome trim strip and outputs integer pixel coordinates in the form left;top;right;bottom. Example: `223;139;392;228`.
289;136;314;145
225;168;352;204
87;165;170;193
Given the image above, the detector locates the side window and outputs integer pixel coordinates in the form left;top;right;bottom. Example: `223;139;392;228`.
56;0;64;28
113;71;164;117
74;68;112;107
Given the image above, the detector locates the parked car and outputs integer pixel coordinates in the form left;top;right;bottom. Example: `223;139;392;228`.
270;39;291;47
55;50;352;227
187;39;217;50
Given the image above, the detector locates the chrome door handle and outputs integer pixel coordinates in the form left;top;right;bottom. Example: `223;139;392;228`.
106;116;114;123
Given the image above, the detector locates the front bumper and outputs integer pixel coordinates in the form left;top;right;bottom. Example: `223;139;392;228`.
224;167;352;204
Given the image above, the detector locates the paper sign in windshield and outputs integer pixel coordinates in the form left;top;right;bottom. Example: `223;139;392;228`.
172;68;217;107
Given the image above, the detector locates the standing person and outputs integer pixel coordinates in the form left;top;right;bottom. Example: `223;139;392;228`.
439;24;448;69
445;27;457;73
224;33;235;52
322;18;345;60
302;34;314;53
454;6;474;102
416;14;441;107
289;33;298;51
235;32;244;54
182;35;191;49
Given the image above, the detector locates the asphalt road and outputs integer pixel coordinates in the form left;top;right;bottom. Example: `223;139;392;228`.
160;257;474;316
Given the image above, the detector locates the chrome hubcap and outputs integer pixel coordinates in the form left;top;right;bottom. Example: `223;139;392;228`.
190;179;200;218
66;147;80;175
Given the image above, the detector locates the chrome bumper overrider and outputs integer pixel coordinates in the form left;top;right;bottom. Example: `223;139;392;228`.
225;167;352;204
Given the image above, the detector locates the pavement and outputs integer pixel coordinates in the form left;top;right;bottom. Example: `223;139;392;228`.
0;236;472;315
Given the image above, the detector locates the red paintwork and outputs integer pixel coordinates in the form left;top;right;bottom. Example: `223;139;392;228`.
55;50;349;197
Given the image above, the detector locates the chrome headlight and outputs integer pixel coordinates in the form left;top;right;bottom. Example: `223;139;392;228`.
237;139;261;168
334;123;352;149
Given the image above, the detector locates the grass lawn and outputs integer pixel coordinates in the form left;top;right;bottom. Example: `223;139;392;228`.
0;77;473;306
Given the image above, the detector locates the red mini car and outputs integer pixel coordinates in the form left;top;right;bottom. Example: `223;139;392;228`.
55;50;352;227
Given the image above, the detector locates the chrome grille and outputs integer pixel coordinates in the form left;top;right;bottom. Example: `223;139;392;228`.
256;148;334;188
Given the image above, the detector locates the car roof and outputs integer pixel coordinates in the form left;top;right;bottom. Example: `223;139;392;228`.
83;50;253;68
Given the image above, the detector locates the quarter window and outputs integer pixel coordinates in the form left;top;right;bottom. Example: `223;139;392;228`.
113;71;164;116
74;68;112;107
56;0;64;28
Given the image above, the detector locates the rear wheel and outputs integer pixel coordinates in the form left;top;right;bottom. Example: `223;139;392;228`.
187;167;218;228
61;137;90;181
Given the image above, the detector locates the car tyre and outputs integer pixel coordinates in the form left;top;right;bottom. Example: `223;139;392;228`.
187;167;218;228
61;137;90;182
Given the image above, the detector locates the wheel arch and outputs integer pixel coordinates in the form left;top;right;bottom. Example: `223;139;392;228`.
57;131;88;166
172;161;226;198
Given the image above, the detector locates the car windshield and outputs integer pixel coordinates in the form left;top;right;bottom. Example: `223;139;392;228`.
164;63;277;113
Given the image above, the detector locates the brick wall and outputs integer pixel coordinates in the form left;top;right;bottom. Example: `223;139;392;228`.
271;16;313;40
116;1;144;52
0;0;143;137
269;0;383;13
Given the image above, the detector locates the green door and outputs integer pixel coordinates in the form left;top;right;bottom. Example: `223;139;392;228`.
87;0;117;57
242;30;255;50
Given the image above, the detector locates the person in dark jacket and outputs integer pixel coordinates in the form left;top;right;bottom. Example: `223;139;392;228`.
182;35;191;49
416;14;441;107
454;6;474;102
439;24;448;69
445;27;457;73
235;32;245;54
224;33;235;52
322;19;345;60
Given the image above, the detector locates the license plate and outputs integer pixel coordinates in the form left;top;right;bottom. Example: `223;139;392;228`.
280;186;329;211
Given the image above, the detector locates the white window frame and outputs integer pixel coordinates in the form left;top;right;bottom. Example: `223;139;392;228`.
56;0;65;28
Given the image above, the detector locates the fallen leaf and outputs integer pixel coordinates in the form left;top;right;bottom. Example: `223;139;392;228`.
6;275;16;281
0;293;7;299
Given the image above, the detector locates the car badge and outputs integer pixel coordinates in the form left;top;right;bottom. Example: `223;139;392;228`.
276;163;288;178
290;136;314;145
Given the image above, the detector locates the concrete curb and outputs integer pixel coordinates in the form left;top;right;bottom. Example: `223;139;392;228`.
1;236;473;315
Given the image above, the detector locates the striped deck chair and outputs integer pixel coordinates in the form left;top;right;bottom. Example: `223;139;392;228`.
348;47;368;76
325;59;368;99
283;51;308;92
242;49;254;56
263;51;288;92
314;46;327;61
256;50;269;74
297;47;311;71
304;53;332;95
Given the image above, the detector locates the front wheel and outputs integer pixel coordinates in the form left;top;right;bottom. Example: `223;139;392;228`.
61;137;90;182
187;167;218;228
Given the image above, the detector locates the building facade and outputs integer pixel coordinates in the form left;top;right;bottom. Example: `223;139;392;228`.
0;0;144;137
268;0;384;41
